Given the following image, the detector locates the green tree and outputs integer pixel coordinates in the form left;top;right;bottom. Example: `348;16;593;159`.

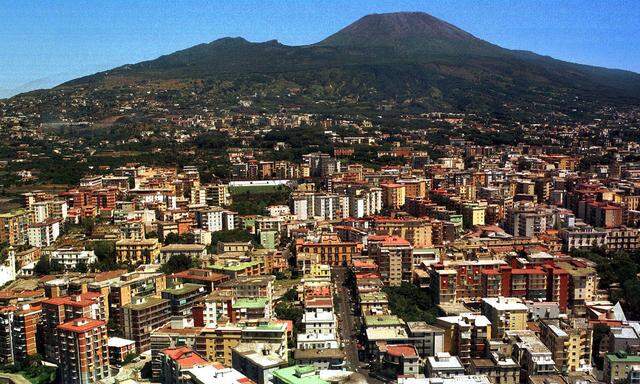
592;323;610;369
383;282;440;324
33;256;51;275
160;255;195;275
75;261;88;273
89;241;118;272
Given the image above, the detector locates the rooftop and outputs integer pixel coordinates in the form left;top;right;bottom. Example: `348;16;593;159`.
386;344;418;358
233;297;269;309
364;314;404;327
272;365;328;384
163;283;206;296
124;296;169;311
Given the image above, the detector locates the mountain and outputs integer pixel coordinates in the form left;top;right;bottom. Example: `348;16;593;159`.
18;12;640;116
316;12;505;56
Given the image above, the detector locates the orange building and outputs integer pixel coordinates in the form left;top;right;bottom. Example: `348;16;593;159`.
56;318;110;384
295;233;363;266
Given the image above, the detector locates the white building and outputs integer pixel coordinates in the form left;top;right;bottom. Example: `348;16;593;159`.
267;205;290;217
28;219;61;247
426;352;466;378
31;201;50;223
296;332;339;350
0;247;16;286
302;308;337;335
348;187;383;218
202;300;217;328
291;196;309;220
195;207;236;232
399;375;492;384
192;229;212;246
50;247;98;270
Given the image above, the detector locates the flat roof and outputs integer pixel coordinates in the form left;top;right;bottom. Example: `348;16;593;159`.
294;348;344;360
364;315;404;327
272;365;327;384
211;261;261;271
108;337;136;348
124;296;168;310
163;283;206;296
233;297;269;309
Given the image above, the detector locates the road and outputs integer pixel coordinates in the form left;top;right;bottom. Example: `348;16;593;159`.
332;266;385;384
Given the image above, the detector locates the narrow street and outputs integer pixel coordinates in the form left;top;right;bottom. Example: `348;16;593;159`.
332;266;385;384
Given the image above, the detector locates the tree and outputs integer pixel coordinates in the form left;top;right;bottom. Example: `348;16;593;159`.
274;302;304;336
75;261;88;273
82;217;95;236
592;323;610;369
163;232;195;245
33;255;51;275
160;255;195;275
383;282;440;325
90;241;118;271
50;259;63;273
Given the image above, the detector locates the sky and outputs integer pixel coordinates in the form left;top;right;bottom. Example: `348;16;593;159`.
1;0;639;95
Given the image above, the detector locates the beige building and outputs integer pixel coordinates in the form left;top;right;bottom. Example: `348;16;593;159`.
539;318;592;373
116;238;161;264
381;183;406;209
482;297;528;338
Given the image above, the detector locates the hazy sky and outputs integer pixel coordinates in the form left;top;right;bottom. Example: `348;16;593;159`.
1;0;639;93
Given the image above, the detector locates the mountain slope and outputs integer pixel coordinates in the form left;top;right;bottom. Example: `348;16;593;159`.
31;12;640;115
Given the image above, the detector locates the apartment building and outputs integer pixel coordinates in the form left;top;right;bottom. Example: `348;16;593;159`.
115;238;161;264
194;207;236;232
482;297;528;338
295;234;362;267
27;218;61;247
122;296;172;353
369;235;414;286
539;318;592;373
56;318;110;384
372;216;433;247
159;243;207;263
0;304;41;365
50;247;97;271
104;270;166;334
381;183;406;209
41;292;107;363
0;209;31;245
505;330;556;379
436;313;492;366
161;283;207;316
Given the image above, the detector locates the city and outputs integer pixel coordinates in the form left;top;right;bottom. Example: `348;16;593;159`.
1;4;640;384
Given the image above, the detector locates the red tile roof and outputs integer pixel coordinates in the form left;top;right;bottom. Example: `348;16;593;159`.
162;346;208;368
57;317;105;333
386;344;418;358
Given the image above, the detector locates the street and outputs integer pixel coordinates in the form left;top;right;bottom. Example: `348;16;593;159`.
332;266;385;384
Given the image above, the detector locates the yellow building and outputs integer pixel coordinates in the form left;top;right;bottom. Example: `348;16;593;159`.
197;326;242;366
373;217;433;248
540;318;592;373
115;238;161;264
459;185;477;201
381;183;406;209
397;178;427;199
482;297;528;338
305;264;331;280
462;204;486;228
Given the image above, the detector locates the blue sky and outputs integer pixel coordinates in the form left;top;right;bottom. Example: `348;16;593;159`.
1;0;639;94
